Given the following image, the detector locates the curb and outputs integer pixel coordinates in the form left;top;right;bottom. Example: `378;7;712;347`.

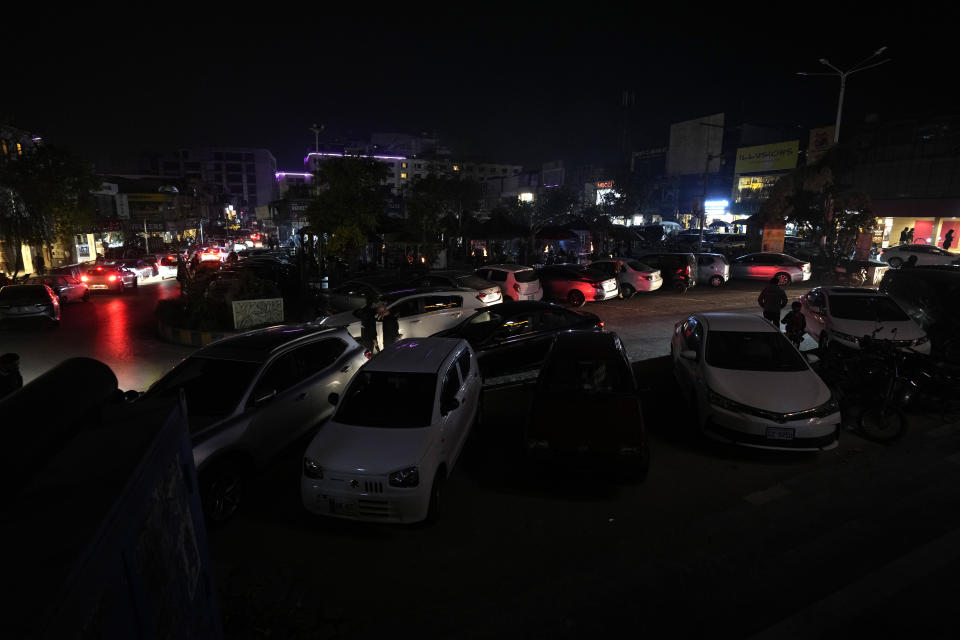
157;320;237;347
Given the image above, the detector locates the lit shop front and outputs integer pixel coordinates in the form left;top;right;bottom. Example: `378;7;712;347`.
872;199;960;250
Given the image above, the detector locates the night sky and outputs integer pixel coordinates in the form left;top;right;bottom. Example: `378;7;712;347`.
6;13;956;172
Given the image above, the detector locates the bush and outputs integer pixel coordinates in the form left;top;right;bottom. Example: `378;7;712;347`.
155;271;283;331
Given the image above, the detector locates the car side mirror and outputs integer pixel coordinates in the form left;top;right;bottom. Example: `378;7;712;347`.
328;392;339;406
254;389;278;406
679;350;697;361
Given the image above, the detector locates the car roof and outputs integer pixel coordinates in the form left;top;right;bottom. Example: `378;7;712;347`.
198;324;347;363
382;286;474;303
821;286;882;296
698;312;778;332
0;284;48;293
482;300;570;313
362;337;465;373
483;264;535;271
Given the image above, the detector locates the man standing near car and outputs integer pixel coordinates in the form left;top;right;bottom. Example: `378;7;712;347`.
0;353;23;399
758;276;787;325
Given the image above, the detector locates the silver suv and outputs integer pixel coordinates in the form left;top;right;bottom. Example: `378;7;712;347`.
143;324;368;523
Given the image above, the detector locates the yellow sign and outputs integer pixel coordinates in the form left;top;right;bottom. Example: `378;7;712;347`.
735;141;800;174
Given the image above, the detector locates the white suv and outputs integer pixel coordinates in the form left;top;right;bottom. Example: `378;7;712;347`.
476;264;542;301
301;337;480;523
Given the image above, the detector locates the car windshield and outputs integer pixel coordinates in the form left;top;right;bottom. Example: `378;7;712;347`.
335;371;436;427
146;356;260;424
540;355;633;394
705;331;808;372
829;295;909;321
514;269;538;282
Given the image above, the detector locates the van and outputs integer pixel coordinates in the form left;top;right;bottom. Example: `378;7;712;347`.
635;252;697;292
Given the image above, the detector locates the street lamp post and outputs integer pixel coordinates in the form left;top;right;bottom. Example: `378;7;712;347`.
797;47;891;143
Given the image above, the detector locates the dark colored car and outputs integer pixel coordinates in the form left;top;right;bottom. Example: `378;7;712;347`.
433;301;602;378
879;265;960;362
0;284;61;326
535;264;620;307
635;252;698;292
524;331;649;479
81;265;138;293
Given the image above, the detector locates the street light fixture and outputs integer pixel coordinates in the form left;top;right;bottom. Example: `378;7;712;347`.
797;47;891;143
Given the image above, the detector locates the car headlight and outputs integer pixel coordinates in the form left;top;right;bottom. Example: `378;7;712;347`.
388;466;419;488
303;457;324;479
832;330;861;344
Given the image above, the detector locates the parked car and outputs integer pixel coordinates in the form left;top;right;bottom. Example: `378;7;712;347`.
142;324;368;522
200;247;227;263
0;284;61;326
878;266;960;362
525;331;649;479
318;287;489;343
157;254;180;279
118;259;154;280
697;253;730;288
730;253;811;285
434;301;603;377
139;255;161;277
318;276;413;314
589;258;662;297
536;264;619;307
48;264;87;281
475;264;543;302
634;252;698;292
878;244;960;268
24;275;89;303
708;233;748;253
671;312;840;451
799;286;930;354
405;270;502;305
301;337;480;523
81;265;138;293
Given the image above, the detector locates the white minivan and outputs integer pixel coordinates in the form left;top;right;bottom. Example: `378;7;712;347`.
301;337;480;523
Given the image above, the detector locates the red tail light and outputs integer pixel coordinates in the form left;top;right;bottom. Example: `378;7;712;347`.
686;265;692;276
513;283;521;291
108;275;117;282
364;350;371;359
81;275;89;282
598;321;605;328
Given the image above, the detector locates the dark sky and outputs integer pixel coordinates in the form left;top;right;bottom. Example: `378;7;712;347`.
6;12;957;172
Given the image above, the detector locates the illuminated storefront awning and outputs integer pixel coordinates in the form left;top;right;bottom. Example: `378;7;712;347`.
871;198;960;219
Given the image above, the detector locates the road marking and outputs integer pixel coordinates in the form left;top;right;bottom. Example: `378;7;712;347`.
749;526;960;639
743;483;791;505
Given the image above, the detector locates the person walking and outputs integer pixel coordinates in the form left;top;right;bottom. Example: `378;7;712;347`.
0;353;23;399
358;301;379;355
781;301;806;349
758;276;788;325
944;229;955;251
375;302;400;350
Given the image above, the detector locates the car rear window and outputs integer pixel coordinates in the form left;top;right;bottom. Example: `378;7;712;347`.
540;356;633;394
514;269;538;283
457;275;494;289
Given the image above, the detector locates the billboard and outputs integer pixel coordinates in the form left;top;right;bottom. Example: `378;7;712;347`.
735;141;799;174
807;126;836;164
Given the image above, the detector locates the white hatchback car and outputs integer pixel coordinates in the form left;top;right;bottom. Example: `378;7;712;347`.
319;287;489;343
671;312;840;451
697;253;731;288
301;337;480;523
475;264;543;301
878;244;959;268
798;286;930;354
589;258;663;296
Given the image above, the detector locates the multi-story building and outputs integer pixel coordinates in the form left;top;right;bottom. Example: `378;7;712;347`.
156;147;278;215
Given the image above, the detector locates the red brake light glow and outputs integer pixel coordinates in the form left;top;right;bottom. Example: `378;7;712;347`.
108;275;117;282
81;275;89;282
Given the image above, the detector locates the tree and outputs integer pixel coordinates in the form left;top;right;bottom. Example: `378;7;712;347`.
0;144;100;276
306;157;390;261
405;175;481;262
509;185;578;258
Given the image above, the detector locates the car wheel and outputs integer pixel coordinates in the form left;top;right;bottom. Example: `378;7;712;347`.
859;406;907;442
200;460;247;525
775;272;791;286
709;275;724;288
425;468;446;523
888;257;903;268
567;290;586;307
620;283;635;299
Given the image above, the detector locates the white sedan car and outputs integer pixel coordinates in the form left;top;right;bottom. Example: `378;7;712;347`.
301;337;480;523
589;258;663;296
878;244;959;268
730;253;811;285
671;312;840;451
799;286;930;354
318;287;489;343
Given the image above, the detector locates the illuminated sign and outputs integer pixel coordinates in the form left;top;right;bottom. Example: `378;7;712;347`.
518;192;535;203
596;188;617;205
596;181;614;188
734;141;799;174
704;199;729;214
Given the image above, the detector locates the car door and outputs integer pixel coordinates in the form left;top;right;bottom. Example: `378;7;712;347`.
451;348;479;461
674;317;704;401
296;337;353;424
242;346;321;462
388;297;424;341
801;289;827;339
437;361;468;469
730;254;756;279
478;311;539;375
418;294;466;335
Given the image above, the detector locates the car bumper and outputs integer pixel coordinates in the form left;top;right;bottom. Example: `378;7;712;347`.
516;290;543;301
637;279;663;292
704;406;840;451
301;479;429;524
795;271;811;282
591;288;619;301
0;308;57;321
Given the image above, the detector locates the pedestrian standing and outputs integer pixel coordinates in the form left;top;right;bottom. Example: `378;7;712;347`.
376;302;400;350
757;276;788;325
176;255;189;294
0;353;23;399
944;229;955;251
358;302;379;355
899;227;908;244
35;254;45;276
906;227;915;243
781;301;806;349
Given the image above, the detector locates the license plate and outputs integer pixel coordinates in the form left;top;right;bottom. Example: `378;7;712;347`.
765;427;795;441
91;284;108;289
329;498;356;515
